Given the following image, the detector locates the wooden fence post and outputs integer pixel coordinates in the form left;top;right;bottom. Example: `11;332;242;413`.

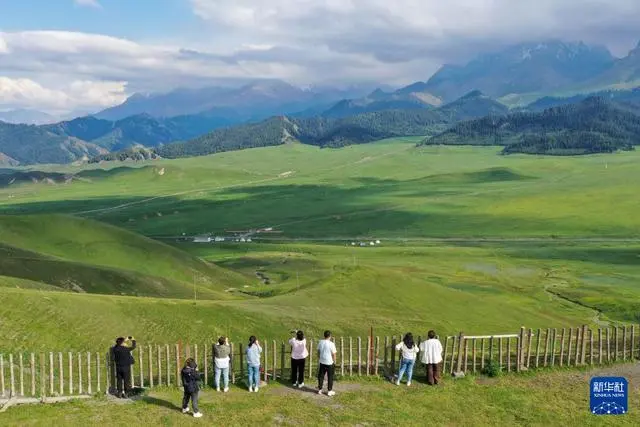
567;328;574;366
623;326;628;361
589;329;594;366
19;353;24;397
148;345;153;388
68;352;73;395
518;327;525;371
472;338;477;373
58;353;64;396
614;327;619;361
451;336;459;375
550;329;557;367
463;339;469;372
30;353;36;396
281;342;286;381
455;332;465;374
48;352;53;396
574;328;581;366
175;344;180;386
606;328;611;363
598;329;603;365
349;337;353;377
87;352;92;394
78;353;83;394
231;342;236;385
535;329;541;368
0;354;5;398
581;325;588;365
631;325;636;360
340;337;345;377
506;338;511;372
96;353;101;393
157;346;162;386
442;337;450;373
238;343;243;386
139;346;144;387
39;353;45;401
390;337;397;377
10;354;15;397
272;341;277;381
559;328;566;367
307;341;312;381
375;336;380;377
358;337;362;376
526;329;533;369
543;328;550;367
264;341;268;383
366;336;371;376
481;338;486;370
166;345;171;387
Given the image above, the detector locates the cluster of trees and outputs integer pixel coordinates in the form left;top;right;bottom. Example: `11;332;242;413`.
425;97;640;154
89;148;159;163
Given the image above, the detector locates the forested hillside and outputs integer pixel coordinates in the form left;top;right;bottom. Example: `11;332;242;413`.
424;97;640;154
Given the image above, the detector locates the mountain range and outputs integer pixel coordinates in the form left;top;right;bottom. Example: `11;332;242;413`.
2;38;640;165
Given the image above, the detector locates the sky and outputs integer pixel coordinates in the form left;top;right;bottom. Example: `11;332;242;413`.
1;0;640;115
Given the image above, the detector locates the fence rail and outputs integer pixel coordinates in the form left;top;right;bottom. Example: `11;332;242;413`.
1;325;637;403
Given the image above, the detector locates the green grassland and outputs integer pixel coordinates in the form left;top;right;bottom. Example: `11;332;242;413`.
3;367;639;426
1;138;640;424
0;139;639;353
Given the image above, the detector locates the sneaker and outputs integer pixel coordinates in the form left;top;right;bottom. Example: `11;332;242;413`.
182;408;190;414
318;389;323;395
298;383;304;388
327;391;336;397
293;382;298;387
248;387;254;392
407;382;412;387
216;387;220;392
193;412;203;418
254;387;259;393
395;380;400;386
223;387;229;393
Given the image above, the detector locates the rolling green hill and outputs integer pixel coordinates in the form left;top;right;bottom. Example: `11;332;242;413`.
0;215;247;299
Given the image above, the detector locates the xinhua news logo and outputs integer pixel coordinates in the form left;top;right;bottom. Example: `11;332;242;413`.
590;377;628;415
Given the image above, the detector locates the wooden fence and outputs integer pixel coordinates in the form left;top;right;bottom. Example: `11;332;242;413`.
1;325;637;405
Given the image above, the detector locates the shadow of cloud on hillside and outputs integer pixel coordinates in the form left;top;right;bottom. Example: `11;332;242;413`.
0;176;615;239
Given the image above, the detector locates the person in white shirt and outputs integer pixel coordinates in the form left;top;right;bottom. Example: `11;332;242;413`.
419;330;443;385
289;330;309;388
395;332;419;386
317;330;337;396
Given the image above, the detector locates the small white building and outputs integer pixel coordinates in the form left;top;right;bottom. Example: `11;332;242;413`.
193;236;212;243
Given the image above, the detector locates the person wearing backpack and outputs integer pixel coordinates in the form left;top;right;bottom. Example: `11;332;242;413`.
395;332;419;386
181;358;203;418
214;336;231;392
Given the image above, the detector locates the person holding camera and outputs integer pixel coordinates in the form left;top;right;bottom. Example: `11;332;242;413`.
214;336;231;392
112;336;136;398
289;330;309;388
181;358;203;418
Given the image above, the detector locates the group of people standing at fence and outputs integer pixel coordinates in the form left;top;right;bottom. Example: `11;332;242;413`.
112;330;443;418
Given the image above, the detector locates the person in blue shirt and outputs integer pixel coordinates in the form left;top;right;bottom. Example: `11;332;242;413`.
246;336;263;392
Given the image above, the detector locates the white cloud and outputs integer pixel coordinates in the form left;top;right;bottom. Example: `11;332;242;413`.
1;1;640;114
74;0;101;8
0;77;126;114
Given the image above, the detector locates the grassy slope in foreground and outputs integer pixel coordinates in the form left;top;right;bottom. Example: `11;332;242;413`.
0;214;247;299
3;367;639;426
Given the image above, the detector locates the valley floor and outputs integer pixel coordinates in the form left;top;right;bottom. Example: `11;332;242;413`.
3;364;639;426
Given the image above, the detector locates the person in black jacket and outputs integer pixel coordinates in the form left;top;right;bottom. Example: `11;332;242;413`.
112;336;136;398
181;358;203;418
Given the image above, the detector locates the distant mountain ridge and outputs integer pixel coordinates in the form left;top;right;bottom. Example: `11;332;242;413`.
94;80;381;121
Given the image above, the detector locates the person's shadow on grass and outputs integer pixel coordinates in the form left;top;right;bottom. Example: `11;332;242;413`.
137;395;183;412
